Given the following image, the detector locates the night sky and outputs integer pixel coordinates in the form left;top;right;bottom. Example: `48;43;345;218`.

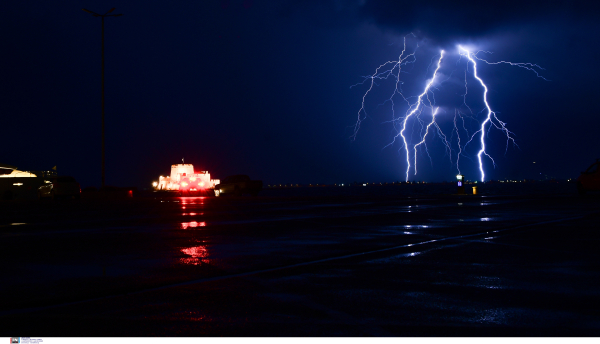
2;1;599;188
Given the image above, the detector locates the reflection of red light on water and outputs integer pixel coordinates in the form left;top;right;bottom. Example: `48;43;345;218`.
180;245;209;265
180;221;207;229
182;246;207;257
178;197;206;201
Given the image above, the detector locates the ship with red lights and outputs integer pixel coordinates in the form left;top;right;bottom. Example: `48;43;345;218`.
153;164;220;195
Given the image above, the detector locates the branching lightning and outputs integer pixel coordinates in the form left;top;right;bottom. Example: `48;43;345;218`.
413;107;439;175
453;111;462;175
352;35;418;140
398;50;444;181
353;38;546;182
460;45;495;181
472;52;549;81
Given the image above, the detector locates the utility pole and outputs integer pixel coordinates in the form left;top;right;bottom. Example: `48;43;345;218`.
82;8;123;188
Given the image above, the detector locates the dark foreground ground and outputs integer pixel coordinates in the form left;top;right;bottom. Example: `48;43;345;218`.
1;183;599;336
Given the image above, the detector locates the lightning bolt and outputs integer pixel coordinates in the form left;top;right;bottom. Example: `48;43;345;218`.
398;50;444;181
413;107;439;175
353;40;545;183
459;46;494;181
453;110;463;175
459;45;518;182
351;35;417;140
472;51;549;81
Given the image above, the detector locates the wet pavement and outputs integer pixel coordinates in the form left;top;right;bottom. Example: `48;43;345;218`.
1;184;599;336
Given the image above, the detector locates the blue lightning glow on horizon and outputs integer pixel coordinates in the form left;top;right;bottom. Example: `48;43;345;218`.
352;38;546;182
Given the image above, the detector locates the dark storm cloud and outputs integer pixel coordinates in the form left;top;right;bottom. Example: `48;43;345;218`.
282;0;591;44
361;0;591;41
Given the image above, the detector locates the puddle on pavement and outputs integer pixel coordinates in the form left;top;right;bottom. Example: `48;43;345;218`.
429;217;499;223
180;245;210;265
372;224;442;236
390;204;433;213
402;224;432;229
180;221;207;229
365;251;423;264
177;197;208;229
473;276;504;289
475;308;508;325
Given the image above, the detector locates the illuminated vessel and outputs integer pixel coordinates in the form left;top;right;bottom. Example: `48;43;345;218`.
153;164;220;193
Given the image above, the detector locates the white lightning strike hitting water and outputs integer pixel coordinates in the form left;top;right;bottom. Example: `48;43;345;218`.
353;39;545;182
